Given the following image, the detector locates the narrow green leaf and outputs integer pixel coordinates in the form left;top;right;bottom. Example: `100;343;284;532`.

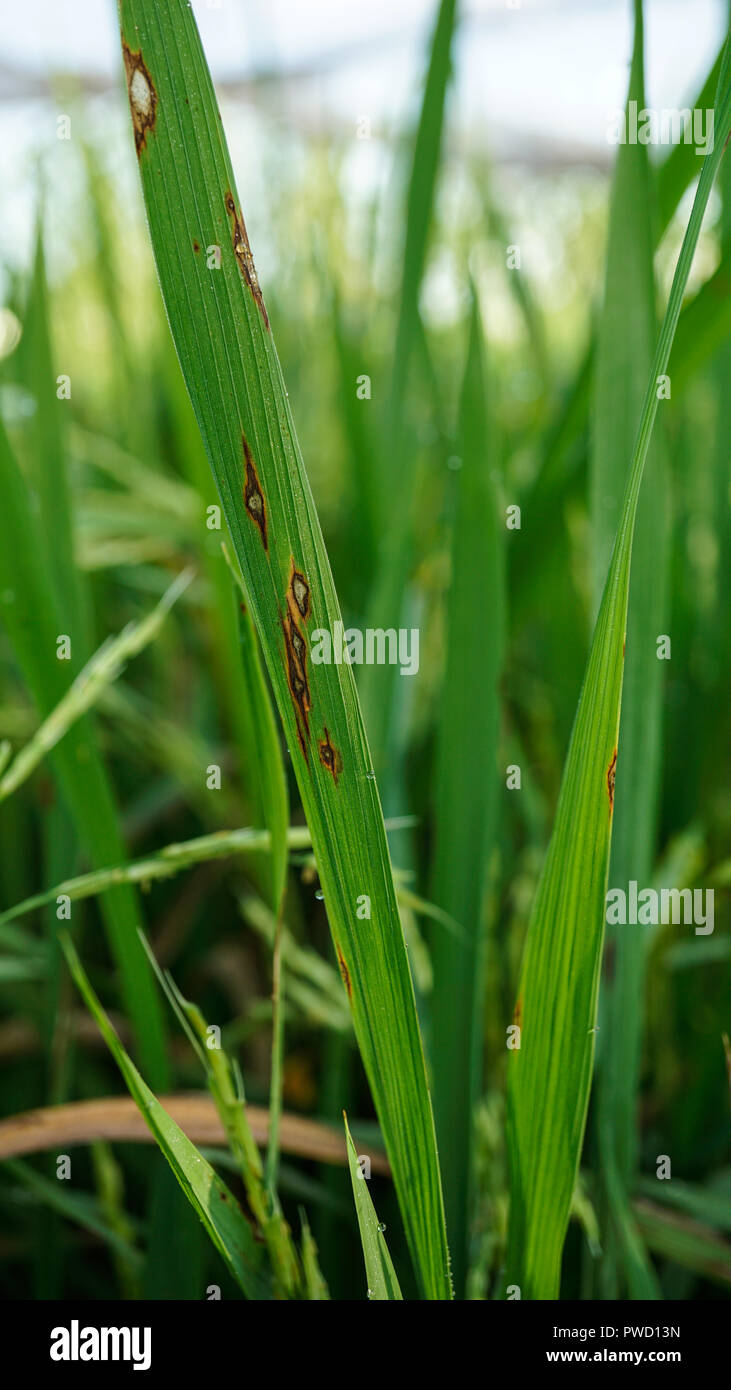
634;1199;731;1287
360;0;459;776
513;36;727;611
60;933;271;1299
589;0;665;1300
118;0;450;1298
20;216;87;647
0;415;169;1088
2;1158;142;1269
505;39;731;1300
430;293;504;1295
344;1115;402;1300
635;1177;731;1234
222;544;288;914
0;568;192;802
656;42;724;237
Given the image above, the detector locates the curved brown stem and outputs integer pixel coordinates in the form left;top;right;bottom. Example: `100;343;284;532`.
0;1094;390;1175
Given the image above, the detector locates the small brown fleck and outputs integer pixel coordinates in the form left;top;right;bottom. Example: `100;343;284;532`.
512;996;522;1029
193;239;201;253
607;748;618;813
318;726;343;785
243;437;267;549
224;189;270;329
336;945;352;1000
290;567;310;621
122;43;157;157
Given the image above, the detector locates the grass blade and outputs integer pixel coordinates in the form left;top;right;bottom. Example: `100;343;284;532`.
360;0;459;776
3;1158;142;1270
0;415;169;1088
60;934;272;1299
222;543;289;915
429;293;504;1295
505;38;731;1300
344;1115;402;1300
118;0;450;1298
590;0;665;1300
0;569;192;802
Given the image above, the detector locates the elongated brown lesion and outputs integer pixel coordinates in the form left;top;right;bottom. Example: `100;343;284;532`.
122;43;157;157
243;438;267;549
224;190;270;329
282;607;311;758
281;559;314;759
336;944;352;1001
318;726;342;786
607;748;618;813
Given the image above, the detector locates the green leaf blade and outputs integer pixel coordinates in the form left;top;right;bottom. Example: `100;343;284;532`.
344;1116;402;1301
506;42;731;1299
60;935;271;1299
118;0;451;1299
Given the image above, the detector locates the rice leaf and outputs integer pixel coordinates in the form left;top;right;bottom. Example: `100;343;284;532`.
589;0;666;1299
222;543;289;914
2;1158;142;1269
429;293;504;1295
505;38;731;1300
0;414;169;1088
344;1115;402;1301
0;569;192;802
359;0;459;776
60;933;272;1299
117;0;450;1299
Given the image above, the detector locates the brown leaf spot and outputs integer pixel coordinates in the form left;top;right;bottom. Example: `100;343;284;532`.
224;190;270;329
281;564;314;758
336;945;352;1001
193;239;201;253
512;996;522;1028
122;43;157;157
318;726;342;785
243;437;267;549
282;607;310;757
607;748;618;813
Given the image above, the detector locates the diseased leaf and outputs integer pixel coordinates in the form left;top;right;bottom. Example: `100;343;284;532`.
117;0;450;1299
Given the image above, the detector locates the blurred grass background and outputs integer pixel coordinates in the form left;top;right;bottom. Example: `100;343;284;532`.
0;0;728;1299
